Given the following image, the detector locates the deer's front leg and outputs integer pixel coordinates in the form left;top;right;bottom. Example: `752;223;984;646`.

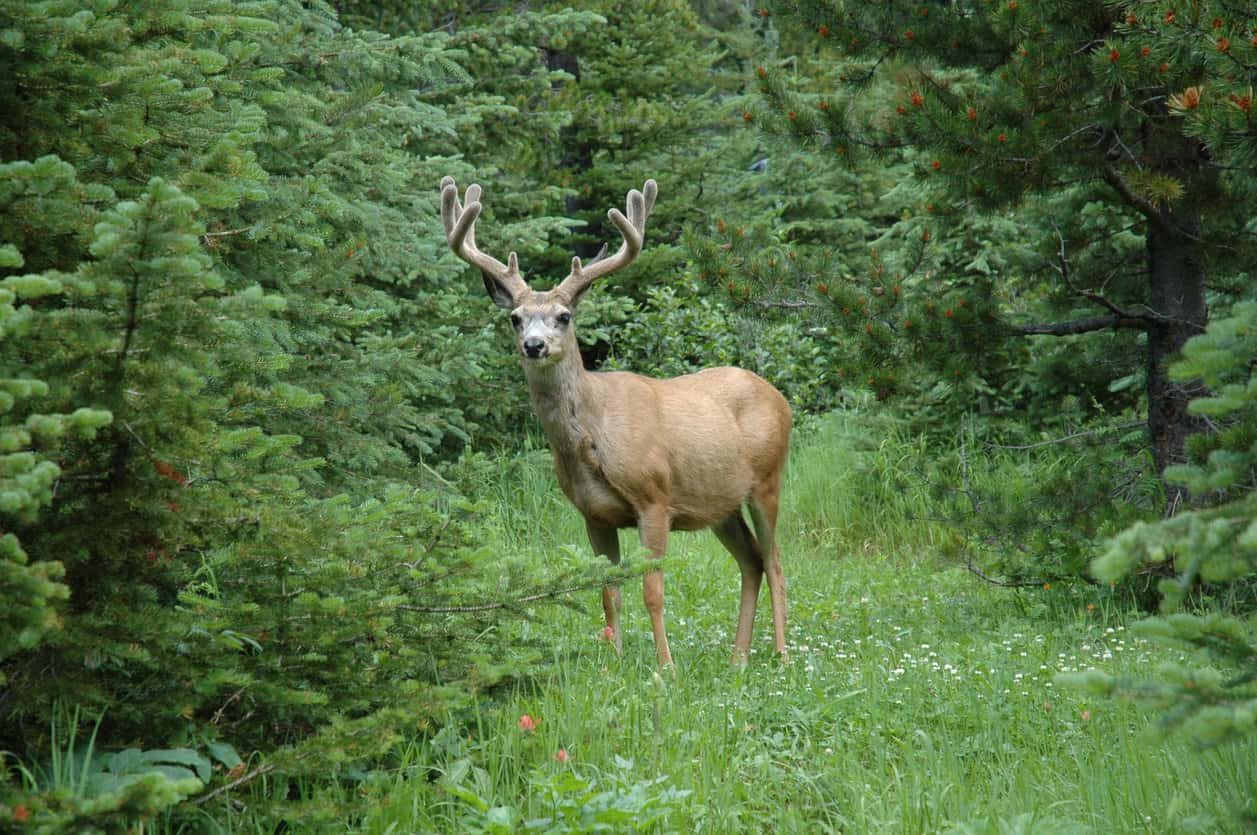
586;520;622;656
637;504;673;668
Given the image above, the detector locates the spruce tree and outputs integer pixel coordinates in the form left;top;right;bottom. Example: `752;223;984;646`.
0;1;612;826
1068;302;1257;748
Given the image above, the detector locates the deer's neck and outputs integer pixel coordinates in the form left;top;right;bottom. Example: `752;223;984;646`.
523;353;593;455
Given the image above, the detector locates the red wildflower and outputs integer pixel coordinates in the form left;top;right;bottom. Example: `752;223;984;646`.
518;714;537;732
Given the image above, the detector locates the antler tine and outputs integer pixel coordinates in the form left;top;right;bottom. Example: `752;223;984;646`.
439;177;528;299
556;179;658;302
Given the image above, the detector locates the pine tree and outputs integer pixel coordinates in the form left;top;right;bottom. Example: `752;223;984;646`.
763;0;1257;500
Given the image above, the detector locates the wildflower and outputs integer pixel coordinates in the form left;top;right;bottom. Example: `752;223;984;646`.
742;112;753;122
911;91;924;107
1109;48;1120;63
1081;709;1091;722
13;805;30;822
1217;37;1231;52
518;714;537;732
904;29;915;40
600;625;615;641
997;132;1007;142
818;24;830;37
967;106;977;120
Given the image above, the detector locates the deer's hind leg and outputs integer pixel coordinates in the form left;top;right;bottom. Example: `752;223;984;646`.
587;520;623;657
748;478;788;662
713;512;764;665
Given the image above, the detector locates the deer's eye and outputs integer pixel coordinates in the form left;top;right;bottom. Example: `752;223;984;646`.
510;313;522;328
556;312;572;326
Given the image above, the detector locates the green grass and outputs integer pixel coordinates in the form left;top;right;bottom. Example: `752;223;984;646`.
353;416;1256;834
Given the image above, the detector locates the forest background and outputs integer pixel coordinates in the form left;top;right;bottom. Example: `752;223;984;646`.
2;0;1257;831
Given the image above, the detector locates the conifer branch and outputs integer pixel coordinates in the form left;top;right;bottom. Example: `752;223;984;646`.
1102;168;1169;230
398;584;590;614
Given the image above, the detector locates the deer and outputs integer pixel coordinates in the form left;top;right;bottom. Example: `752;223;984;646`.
439;175;791;667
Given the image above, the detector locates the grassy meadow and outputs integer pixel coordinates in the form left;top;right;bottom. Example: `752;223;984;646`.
164;415;1252;834
328;414;1254;834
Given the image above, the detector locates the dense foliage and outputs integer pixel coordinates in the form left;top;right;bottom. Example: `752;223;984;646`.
1;0;1255;830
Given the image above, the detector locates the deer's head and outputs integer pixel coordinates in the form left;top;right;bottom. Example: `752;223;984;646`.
440;176;656;365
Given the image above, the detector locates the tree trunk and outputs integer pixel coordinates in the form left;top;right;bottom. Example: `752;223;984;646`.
1143;191;1208;512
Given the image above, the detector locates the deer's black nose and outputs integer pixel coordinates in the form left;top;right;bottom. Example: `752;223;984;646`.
523;338;546;358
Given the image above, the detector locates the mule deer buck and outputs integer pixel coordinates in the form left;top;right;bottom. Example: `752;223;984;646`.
440;175;791;667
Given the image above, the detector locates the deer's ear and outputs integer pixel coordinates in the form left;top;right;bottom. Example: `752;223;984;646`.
482;271;520;309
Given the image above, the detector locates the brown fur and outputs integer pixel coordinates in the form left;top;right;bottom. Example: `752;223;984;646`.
441;177;792;667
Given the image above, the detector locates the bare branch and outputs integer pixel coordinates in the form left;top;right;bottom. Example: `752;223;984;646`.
1011;313;1148;335
987;421;1145;451
1051;223;1155;324
189;763;278;806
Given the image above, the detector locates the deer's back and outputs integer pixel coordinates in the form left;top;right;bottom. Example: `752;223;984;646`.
587;366;791;530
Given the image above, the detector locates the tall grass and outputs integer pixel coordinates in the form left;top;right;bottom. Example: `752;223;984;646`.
348;413;1257;834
